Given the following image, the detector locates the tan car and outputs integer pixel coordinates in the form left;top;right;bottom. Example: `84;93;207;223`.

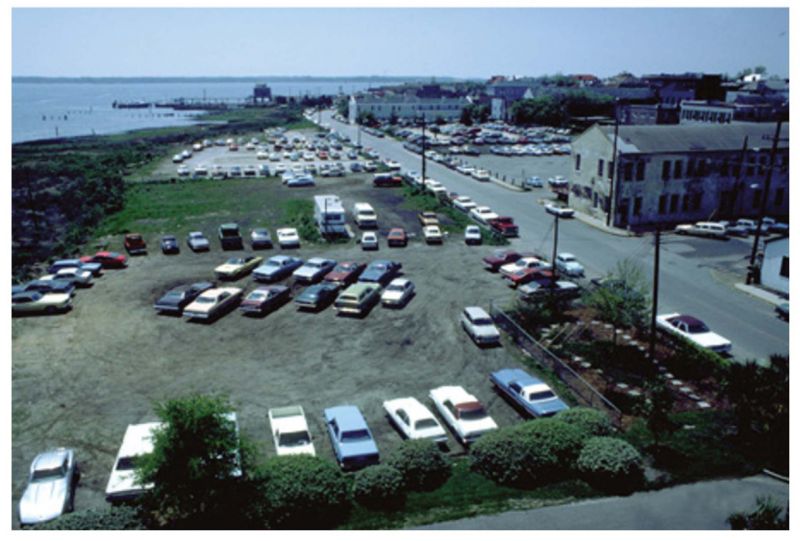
334;283;381;317
12;291;72;315
214;255;264;280
418;211;439;227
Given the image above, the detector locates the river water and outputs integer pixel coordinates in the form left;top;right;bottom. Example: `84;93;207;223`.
12;79;397;143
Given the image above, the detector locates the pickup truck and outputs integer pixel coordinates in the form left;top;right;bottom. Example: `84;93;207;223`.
487;217;519;238
218;223;243;251
124;233;147;255
268;405;316;456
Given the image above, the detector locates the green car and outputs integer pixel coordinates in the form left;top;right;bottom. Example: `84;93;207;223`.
334;283;381;317
294;283;340;312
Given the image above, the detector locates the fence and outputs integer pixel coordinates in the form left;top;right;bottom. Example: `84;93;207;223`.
490;301;623;427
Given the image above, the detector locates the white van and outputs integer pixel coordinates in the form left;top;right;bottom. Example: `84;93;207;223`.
674;221;727;239
353;202;378;229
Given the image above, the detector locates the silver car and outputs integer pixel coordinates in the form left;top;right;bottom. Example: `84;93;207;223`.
187;231;211;252
19;448;78;526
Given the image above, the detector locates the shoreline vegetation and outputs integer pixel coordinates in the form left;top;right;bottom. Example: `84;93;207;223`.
13;75;465;84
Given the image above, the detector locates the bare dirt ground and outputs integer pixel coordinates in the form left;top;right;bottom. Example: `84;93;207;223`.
11;173;543;523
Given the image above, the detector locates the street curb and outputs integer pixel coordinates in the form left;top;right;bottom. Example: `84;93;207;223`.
571;212;638;237
488;177;525;192
762;469;790;483
733;283;786;307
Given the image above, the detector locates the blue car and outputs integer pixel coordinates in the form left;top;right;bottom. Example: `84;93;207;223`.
490;368;569;418
48;259;102;276
324;405;379;470
253;255;304;282
358;260;402;286
294;283;339;311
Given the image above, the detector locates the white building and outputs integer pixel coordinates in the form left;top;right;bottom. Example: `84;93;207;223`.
348;94;469;123
761;236;788;296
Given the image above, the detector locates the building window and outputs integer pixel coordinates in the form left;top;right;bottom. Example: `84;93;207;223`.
682;194;691;212
686;159;695;177
575;154;581;171
593;192;598;208
633;196;642;216
658;195;667;214
669;194;679;213
673;160;683;179
692;192;702;211
636;161;645;181
753;189;762;209
732;163;741;178
780;256;789;278
598;159;604;176
697;159;707;177
623;162;633;181
663;160;673;181
608;161;614;179
775;187;785;207
721;159;729;177
746;157;755;176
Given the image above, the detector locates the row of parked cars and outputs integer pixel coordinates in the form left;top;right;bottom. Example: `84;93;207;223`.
674;217;788;239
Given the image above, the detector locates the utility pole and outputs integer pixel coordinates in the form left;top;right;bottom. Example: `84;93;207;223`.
550;213;560;286
357;123;361;148
729;135;749;218
421;114;427;191
747;120;785;284
649;227;661;362
606;99;621;227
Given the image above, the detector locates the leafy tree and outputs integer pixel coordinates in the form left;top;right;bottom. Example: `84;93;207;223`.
584;259;650;344
356;111;377;126
388;111;399;125
727;496;788;530
640;382;677;444
460;106;474;126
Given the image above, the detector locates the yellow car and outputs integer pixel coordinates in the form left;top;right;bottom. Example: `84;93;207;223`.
12;291;72;315
214;255;264;280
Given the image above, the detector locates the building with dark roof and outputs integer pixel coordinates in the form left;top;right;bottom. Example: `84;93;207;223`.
569;122;789;230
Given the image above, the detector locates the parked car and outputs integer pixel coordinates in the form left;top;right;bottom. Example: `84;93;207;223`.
334;283;382;316
674;221;727;239
268;406;316;456
324;261;366;287
555;253;585;277
183;287;243;320
544;203;575;218
381;278;415;307
105;422;163;502
423;225;444;244
469;206;499;225
324;405;380;470
276;228;301;249
383;397;447;443
214;255;264;280
359;260;402;286
123;233;147;255
153;281;215;314
504;267;553;288
500;257;551;279
453;196;478;213
253;255;304;282
186;231;211;252
418;211;439;227
372;173;403;187
250;228;273;249
360;231;379;251
19;448;79;526
239;285;291;316
294;283;340;311
429;386;498;445
218;223;243;251
40;267;93;287
292;257;338;283
518;279;579;299
387;228;408;247
490;368;569;417
464;225;483;245
80;251;128;269
482;249;523;272
460;306;501;346
776;302;789;321
524;176;543;188
287;175;316;187
48;259;101;276
160;235;180;254
655;313;732;354
487;217;519;238
12;291;72;315
762;217;789;234
736;218;770;234
13;279;76;298
718;220;750;237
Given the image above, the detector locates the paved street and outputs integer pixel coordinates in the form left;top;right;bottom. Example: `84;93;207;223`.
418;475;789;530
324;112;789;361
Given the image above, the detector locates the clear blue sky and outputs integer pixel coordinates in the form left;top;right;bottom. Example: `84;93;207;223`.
12;8;789;79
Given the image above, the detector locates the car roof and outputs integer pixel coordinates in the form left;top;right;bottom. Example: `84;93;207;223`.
559;253;575;259
385;397;431;420
118;422;163;457
344;282;377;295
455;401;484;413
388;278;410;287
464;306;490;319
33;448;71;470
670;314;705;326
325;405;367;430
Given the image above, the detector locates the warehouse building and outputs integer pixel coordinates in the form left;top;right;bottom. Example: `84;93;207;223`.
348;94;469;123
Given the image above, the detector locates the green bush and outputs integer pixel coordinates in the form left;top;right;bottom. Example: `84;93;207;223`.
664;339;730;382
470;419;586;488
555;407;614;438
387;439;452;492
353;465;406;510
258;455;350;529
30;506;146;530
576;437;644;494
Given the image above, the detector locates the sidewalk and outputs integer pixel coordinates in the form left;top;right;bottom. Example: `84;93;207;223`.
734;283;788;307
417;475;789;530
572;210;638;237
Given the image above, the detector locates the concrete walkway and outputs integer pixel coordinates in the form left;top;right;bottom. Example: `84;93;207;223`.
418;475;789;530
734;283;788;307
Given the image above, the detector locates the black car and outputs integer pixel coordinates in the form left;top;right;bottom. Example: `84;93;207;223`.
358;260;402;286
13;279;76;297
153;281;215;314
161;235;180;255
294;283;340;312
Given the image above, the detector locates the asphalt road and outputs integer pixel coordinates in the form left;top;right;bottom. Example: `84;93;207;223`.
323;112;789;361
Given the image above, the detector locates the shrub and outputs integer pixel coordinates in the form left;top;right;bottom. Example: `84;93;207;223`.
30;506;146;530
470;419;586;488
664;339;730;381
555;407;614;438
387;439;451;492
576;436;644;494
258;455;350;529
353;465;406;510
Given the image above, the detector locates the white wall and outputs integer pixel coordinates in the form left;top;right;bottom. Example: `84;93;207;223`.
761;237;789;295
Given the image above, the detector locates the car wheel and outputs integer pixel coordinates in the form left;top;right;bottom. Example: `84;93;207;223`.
45;306;57;315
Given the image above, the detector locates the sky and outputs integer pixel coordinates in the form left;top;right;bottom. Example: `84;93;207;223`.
11;7;790;79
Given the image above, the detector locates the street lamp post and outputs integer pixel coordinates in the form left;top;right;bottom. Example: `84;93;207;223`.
421;114;427;191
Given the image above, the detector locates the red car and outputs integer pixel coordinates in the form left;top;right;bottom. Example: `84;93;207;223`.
504;268;553;288
80;251;128;269
372;174;403;187
239;285;291;316
482;249;522;272
324;261;366;287
123;233;147;255
387;228;408;247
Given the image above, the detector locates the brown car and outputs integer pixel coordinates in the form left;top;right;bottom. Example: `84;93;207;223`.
387;228;408;248
124;233;147;255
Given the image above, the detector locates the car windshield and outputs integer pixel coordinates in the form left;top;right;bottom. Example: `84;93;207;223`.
116;456;139;471
473;317;493;326
415;419;439;430
387;284;404;292
459;407;487;421
196;296;215;304
686;322;710;334
278;430;311;447
165;290;185;299
32;465;66;482
248;292;268;301
226;258;243;265
370;264;387;271
341;429;371;442
529;390;556;401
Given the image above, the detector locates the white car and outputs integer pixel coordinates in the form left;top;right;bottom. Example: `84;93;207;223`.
19;448;78;525
381;278;415;307
655;313;732;354
384;159;401;170
292;257;337;283
383;397;447;443
469;206;499;225
555;253;585;277
453;196;478;213
172;154;183;163
268;405;316;457
500;257;551;278
187;231;210;251
471;169;490;181
429;386;498;445
361;231;379;251
276;228;300;249
464;225;482;245
182;287;243;320
41;267;93;286
519;280;580;300
460;306;501;346
544;203;575;218
674;222;727;239
424;179;445;194
105;422;163;502
256;150;269;160
177;165;190;177
194;164;208;177
456;165;476;175
423;225;443;244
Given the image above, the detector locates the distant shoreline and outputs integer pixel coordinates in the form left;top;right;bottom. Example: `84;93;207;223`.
13;75;466;84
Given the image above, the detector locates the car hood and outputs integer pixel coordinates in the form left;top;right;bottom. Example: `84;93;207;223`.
276;443;316;457
360;269;387;282
325;271;350;282
156;295;182;307
215;263;242;273
294;267;320;277
561;262;583;270
106;469;151;498
530;398;569;416
189;238;209;245
185;300;214;313
460;416;498;437
472;325;500;338
19;480;68;524
691;331;732;350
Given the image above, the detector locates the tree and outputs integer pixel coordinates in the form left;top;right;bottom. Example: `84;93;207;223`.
460;106;474;126
585;259;650;344
641;382;676;444
388;112;399;125
136;394;247;528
